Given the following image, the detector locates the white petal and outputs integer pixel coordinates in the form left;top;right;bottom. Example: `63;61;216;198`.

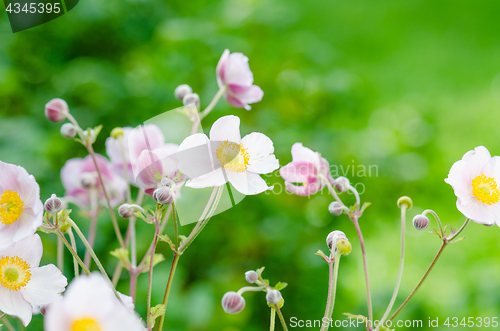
241;132;279;174
445;159;474;205
186;168;227;188
462;146;491;177
2;234;43;267
21;265;67;306
457;199;497;225
0;287;33;326
177;133;214;178
227;171;271;195
290;143;320;169
209;115;241;143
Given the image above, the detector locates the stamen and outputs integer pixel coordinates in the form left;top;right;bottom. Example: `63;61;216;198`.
472;174;500;205
0;190;24;225
0;256;31;291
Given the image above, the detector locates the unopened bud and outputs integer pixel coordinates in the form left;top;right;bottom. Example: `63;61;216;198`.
326;230;347;249
413;215;430;230
81;172;98;188
153;186;174;205
175;84;193;101
397;196;413;209
45;98;69;123
44;194;63;214
118;204;134;219
328;201;343;216
183;93;200;107
267;297;285;309
60;123;76;139
160;178;175;188
266;290;282;305
245;271;258;284
334;176;350;193
222;291;245;314
336;239;352;256
111;127;124;139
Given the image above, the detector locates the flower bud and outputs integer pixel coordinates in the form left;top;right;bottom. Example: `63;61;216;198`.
111;127;124;139
183;93;200;107
160;178;175;188
60;123;76;139
221;291;245;314
81;172;98;188
397;196;413;209
267;297;285;309
44;194;63;214
328;201;343;216
153;186;174;205
245;270;258;284
336;239;352;256
174;84;193;101
118;204;134;219
413;214;430;230
326;230;347;249
266;290;282;305
334;176;350;193
45;98;69;123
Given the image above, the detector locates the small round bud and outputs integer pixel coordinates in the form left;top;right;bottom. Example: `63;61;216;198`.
183;93;200;107
328;201;343;216
336;239;352;256
413;215;430;230
397;196;413;209
160;178;175;188
118;204;134;219
111;127;124;139
44;194;63;214
153;186;174;205
334;176;350;193
326;230;347;249
266;290;282;305
45;98;69;123
245;271;258;284
222;291;245;314
174;84;193;101
60;123;76;139
267;297;285;309
81;172;98;188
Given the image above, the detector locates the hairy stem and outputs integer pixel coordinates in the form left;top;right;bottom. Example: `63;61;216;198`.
68;229;79;278
146;221;161;330
57;236;64;272
56;230;90;275
275;306;289;331
270;307;276;331
320;251;341;331
156;253;181;331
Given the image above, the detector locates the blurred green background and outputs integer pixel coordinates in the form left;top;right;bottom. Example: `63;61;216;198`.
1;0;500;329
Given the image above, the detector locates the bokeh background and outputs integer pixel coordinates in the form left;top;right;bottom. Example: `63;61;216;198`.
1;0;500;329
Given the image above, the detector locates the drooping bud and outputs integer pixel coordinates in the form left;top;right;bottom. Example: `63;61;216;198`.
118;204;134;219
45;98;69;123
328;201;343;216
60;123;76;139
413;214;430;230
266;290;282;305
153;186;174;205
183;93;200;107
334;176;350;193
397;196;413;209
174;84;193;101
44;194;63;214
111;127;124;139
221;291;245;314
326;230;347;249
336;238;352;256
245;270;258;284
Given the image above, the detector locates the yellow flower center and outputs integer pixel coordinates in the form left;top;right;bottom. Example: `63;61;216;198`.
471;174;500;205
215;140;250;173
0;256;31;291
72;318;102;331
0;190;24;225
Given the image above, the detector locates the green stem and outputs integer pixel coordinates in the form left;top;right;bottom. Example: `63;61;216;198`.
146;221;161;330
172;202;179;250
56;230;90;275
320;251;341;331
199;86;227;120
118;135;132;203
275;306;289;331
57;236;64;271
2;317;15;331
68;229;80;278
270;307;276;331
156;253;181;331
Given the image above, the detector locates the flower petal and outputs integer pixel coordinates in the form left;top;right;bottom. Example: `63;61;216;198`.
177;133;214;178
224;52;254;86
186;168;227;189
290;143;320;169
0;287;33;326
209;115;241;143
279;161;318;183
285;181;322;196
2;234;43;267
21;264;67;306
128;124;165;162
216;49;230;84
227;171;271;195
241;132;279;174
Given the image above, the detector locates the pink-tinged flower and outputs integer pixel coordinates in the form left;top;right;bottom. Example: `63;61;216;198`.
44;273;144;331
61;154;127;209
445;146;500;226
0;161;43;254
44;98;69;123
177;115;279;195
216;49;264;110
0;234;67;326
106;125;166;186
279;143;335;196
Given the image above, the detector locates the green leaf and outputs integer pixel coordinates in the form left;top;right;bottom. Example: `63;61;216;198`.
273;282;288;291
141;253;165;272
110;248;131;269
148;304;166;329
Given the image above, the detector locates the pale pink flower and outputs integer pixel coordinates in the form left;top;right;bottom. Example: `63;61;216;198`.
0;161;43;253
177;115;279;195
105;124;166;186
44;273;143;331
61;154;127;209
445;146;500;226
0;234;67;326
279;143;335;196
216;49;264;110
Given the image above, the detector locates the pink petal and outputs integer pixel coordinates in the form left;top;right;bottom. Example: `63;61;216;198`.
216;49;230;83
280;161;318;183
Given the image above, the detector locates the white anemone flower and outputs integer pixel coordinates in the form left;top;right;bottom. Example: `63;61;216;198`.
445;146;500;226
44;273;144;331
177;115;279;195
0;161;44;253
0;234;67;326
